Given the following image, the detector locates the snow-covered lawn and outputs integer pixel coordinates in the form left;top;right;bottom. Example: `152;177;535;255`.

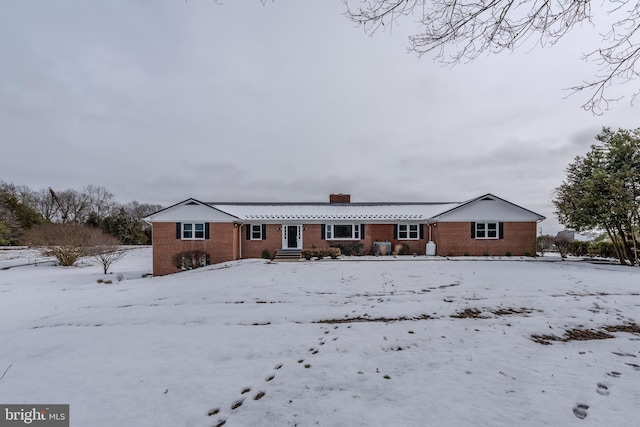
1;248;639;426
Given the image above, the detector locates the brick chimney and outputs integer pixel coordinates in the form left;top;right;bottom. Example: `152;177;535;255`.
329;193;351;204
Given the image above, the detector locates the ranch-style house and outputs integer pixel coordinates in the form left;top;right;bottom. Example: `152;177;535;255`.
144;193;545;276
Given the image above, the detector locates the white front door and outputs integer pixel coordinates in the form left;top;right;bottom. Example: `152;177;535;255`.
282;225;302;249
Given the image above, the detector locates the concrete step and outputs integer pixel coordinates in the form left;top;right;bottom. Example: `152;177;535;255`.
273;249;302;262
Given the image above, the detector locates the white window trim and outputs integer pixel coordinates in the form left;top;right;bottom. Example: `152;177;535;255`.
326;224;361;240
475;222;499;240
397;223;420;240
249;224;263;240
182;222;205;240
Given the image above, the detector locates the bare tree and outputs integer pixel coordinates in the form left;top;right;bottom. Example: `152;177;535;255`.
49;188;89;223
343;0;640;113
90;234;128;274
33;188;59;222
84;184;115;221
537;234;555;256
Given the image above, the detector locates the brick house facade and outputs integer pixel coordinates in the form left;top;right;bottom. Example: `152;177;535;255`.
145;193;545;276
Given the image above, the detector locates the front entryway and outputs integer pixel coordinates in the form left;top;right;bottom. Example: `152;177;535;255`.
282;224;302;249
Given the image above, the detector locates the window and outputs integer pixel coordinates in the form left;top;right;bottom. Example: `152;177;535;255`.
325;224;361;240
474;222;499;239
182;223;205;240
398;224;420;240
250;224;263;240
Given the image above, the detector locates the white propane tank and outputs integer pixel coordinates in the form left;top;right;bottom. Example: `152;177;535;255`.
426;241;436;256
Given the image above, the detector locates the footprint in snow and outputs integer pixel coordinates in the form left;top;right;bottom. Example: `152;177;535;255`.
596;383;610;396
266;374;275;382
606;371;622;378
573;403;589;419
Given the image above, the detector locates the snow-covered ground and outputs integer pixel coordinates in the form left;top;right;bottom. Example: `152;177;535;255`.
1;248;639;427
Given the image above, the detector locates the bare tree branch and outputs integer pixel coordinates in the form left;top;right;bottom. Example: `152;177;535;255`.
343;0;640;114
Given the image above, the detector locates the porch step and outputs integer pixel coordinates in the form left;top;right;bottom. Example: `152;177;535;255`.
273;249;302;262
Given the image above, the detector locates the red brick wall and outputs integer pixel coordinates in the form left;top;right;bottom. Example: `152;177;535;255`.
152;222;238;276
241;224;282;259
302;224;325;249
434;222;536;256
153;220;538;274
368;224;430;255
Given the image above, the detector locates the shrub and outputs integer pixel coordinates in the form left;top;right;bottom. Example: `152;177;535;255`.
398;243;412;255
569;240;590;257
505;252;512;257
21;222;123;267
173;250;210;270
554;236;572;258
589;241;617;258
261;248;271;259
326;248;341;259
330;242;363;256
301;247;341;260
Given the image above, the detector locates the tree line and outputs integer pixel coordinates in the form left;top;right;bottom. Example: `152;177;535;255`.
0;182;162;246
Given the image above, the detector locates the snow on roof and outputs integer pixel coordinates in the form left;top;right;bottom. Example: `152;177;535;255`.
211;203;461;222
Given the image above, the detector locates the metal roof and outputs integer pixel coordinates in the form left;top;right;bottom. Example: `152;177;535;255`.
211;203;461;222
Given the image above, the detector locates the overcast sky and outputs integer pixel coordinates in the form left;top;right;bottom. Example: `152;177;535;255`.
1;1;637;234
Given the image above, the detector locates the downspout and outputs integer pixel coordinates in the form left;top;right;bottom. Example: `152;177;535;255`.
238;222;245;260
425;221;436;256
536;219;543;257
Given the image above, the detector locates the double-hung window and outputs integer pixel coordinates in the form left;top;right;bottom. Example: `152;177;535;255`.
325;224;361;240
398;224;420;240
474;222;499;239
182;223;205;240
250;224;263;240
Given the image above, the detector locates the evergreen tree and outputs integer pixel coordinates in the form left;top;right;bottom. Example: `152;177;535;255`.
553;127;640;265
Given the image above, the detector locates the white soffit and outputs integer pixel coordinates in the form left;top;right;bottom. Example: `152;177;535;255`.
434;198;545;222
146;201;239;223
